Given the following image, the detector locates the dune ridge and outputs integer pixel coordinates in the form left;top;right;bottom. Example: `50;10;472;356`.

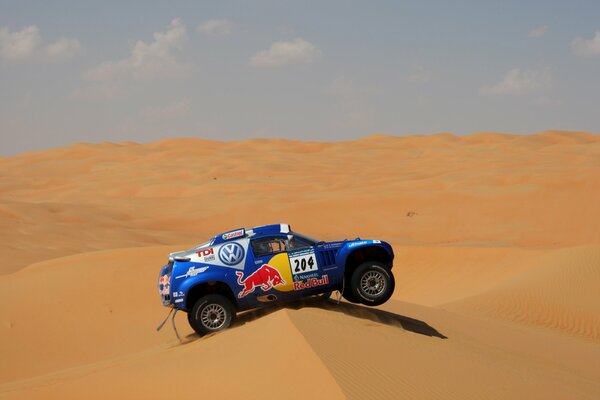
446;245;600;342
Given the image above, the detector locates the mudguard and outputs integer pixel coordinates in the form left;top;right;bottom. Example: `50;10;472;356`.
170;263;235;311
336;240;395;270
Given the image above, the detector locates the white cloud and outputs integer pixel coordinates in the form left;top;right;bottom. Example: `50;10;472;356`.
528;26;548;38
83;18;190;81
408;65;432;84
572;30;600;56
197;19;234;36
480;67;552;96
0;25;81;62
83;60;128;81
44;37;82;61
250;38;321;67
0;25;41;61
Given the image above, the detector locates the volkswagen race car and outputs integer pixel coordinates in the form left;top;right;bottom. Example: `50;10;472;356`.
158;224;395;335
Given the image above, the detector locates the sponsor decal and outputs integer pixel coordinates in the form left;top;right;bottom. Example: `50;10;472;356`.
172;291;185;298
222;229;245;240
262;252;294;292
236;264;286;298
348;240;381;248
175;299;184;303
289;248;318;276
196;248;215;262
294;275;329;291
218;242;245;265
176;266;209;279
294;271;319;281
158;274;170;295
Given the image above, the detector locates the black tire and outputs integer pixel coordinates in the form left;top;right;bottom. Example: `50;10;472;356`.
187;294;235;336
342;285;360;303
350;262;395;306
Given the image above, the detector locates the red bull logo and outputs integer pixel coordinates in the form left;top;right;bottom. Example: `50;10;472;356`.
158;274;170;296
236;264;286;298
293;275;329;290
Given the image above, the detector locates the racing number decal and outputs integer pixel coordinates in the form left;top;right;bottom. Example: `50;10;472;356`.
289;250;318;275
293;256;315;273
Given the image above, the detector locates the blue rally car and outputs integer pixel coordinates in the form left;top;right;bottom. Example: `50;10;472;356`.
158;224;395;335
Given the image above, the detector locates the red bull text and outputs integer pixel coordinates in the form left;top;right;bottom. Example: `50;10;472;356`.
294;275;329;290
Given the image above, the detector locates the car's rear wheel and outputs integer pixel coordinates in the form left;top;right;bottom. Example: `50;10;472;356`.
350;262;395;306
188;294;235;335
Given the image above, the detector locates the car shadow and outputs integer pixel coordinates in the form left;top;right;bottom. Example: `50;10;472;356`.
233;297;448;339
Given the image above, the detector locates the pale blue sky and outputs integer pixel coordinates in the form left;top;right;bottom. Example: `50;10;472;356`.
1;0;599;155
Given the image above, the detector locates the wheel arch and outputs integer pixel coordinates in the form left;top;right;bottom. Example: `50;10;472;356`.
341;245;394;283
185;281;237;311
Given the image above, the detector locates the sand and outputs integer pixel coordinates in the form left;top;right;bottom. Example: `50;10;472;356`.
0;131;599;399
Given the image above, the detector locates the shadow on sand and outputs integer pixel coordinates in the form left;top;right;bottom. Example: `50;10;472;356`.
233;297;448;339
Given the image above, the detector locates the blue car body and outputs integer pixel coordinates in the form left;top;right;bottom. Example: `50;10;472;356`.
158;223;394;312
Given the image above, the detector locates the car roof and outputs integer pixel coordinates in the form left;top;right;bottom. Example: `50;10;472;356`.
211;223;291;245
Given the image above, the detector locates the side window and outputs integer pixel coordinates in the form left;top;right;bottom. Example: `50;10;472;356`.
286;236;313;251
251;237;287;258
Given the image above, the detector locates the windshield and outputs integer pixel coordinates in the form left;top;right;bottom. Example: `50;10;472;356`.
293;232;320;245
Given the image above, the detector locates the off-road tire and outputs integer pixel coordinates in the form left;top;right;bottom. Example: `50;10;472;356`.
350;262;395;306
342;285;361;303
188;294;235;335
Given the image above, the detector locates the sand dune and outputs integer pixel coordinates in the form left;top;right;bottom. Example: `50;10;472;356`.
447;245;600;342
1;132;599;399
1;131;598;273
392;246;546;306
395;244;600;342
2;247;599;399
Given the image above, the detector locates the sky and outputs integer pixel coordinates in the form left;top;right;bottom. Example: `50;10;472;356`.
1;0;599;155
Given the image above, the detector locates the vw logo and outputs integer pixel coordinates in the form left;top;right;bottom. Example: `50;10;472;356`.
218;242;245;266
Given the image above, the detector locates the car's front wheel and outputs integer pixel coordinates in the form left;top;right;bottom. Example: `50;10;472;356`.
342;286;360;303
350;262;395;306
188;294;235;336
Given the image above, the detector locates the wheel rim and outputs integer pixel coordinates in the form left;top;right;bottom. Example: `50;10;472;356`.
360;270;386;297
200;304;227;330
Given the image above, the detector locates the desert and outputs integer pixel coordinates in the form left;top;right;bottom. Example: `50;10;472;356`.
0;131;599;399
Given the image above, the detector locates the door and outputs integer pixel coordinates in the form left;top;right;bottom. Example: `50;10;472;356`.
236;235;330;303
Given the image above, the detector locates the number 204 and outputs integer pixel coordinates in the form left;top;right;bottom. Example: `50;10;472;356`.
294;256;315;272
